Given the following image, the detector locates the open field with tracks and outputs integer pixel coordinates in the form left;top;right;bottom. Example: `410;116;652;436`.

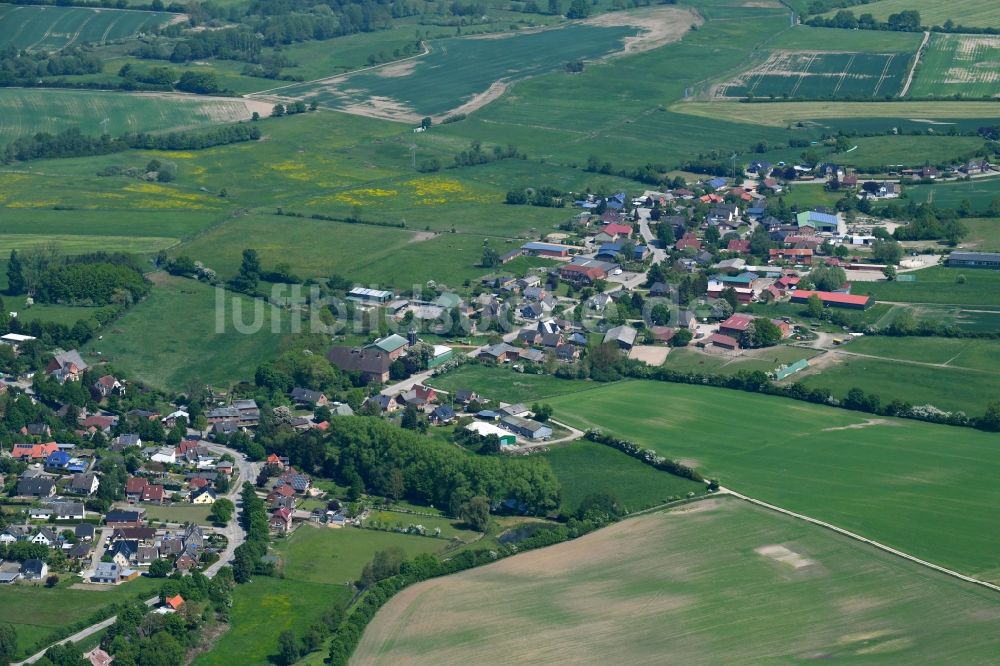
911;33;1000;98
261;7;698;122
862;265;1000;306
0;89;267;143
820;0;1000;30
354;499;1000;665
671;99;1000;127
0;3;173;50
546;380;1000;581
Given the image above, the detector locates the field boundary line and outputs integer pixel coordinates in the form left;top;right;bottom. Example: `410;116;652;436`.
720;487;1000;594
833;53;854;96
872;53;895;97
900;31;930;97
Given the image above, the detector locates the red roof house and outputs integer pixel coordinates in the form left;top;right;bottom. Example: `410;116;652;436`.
790;290;873;310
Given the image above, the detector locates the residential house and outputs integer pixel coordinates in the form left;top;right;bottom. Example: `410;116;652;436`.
93;375;124;398
398;385;437;408
366;334;410;361
69;473;99;496
478;343;521;364
519;348;545;363
365;394;399;414
191;487;217;504
126;477;148;503
110;540;139;568
20;559;48;581
105;510;144;528
79;414;116;436
555;344;580;361
275;469;311;494
290;387;329;407
85;648;114;666
31;528;58;547
46;349;88;382
142;484;166;504
91;562;122;584
727;239;751;254
270;507;293;533
21;423;51;438
12;442;59;461
769;248;813;265
326;346;392;384
68;542;92;561
17;477;55;498
675;233;702;251
454;389;479;406
51;501;85;520
113;433;142;450
75;523;95;541
517;328;541;346
174;553;198;571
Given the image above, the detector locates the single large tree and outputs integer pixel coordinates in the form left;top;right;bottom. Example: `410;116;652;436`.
6;250;25;295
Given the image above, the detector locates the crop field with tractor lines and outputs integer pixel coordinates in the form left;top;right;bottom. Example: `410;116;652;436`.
717;50;912;99
910;33;1000;98
0;3;174;51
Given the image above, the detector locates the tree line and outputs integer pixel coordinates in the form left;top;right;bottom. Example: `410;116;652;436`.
1;123;260;163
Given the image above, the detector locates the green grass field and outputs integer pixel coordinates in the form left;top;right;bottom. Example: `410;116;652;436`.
961;218;1000;251
543;441;705;515
354;499;1000;665
907;177;1000;213
804;350;1000;414
837;335;1000;369
426;364;599;404
0;89;260;143
861;265;1000;306
0;576;160;657
834;134;985;168
546;380;1000;581
0;4;174;51
911;33;1000;98
194;525;448;666
820;0;1000;29
762;25;922;52
83;273;289;392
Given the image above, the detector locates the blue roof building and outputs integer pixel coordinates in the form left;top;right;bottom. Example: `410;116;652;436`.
45;451;71;470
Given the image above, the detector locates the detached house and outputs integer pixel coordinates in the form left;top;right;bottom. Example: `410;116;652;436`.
93;375;124;398
46;349;88;382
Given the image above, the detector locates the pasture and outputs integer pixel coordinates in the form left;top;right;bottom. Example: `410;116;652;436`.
545;380;1000;581
961;218;1000;251
425;364;596;403
83;273;289;392
820;0;1000;30
0;4;173;51
0;89;265;143
803;350;1000;414
353;500;1000;665
195;525;447;666
862;265;1000;306
543;441;705;516
718;50;911;99
911;34;1000;98
908;177;1000;213
763;25;922;52
671;99;1000;127
837;335;1000;370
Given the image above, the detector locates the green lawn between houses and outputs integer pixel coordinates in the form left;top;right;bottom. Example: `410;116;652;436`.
0;576;161;658
546;380;1000;582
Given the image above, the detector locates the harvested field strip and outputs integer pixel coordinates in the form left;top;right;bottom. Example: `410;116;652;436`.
671;100;1000;126
353;500;1000;665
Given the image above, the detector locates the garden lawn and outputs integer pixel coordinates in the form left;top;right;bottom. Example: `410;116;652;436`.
140;504;215;525
83;273;289;392
543;440;705;516
354;499;1000;665
0;576;160;658
546;380;1000;582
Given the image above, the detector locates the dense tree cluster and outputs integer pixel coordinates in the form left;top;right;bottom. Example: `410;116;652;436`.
806;9;922;31
504;185;565;207
0;47;101;86
233;483;270;583
330;417;560;514
452;141;525;168
35;256;151;306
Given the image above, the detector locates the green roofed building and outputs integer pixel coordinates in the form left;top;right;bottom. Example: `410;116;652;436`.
367;334;409;358
796;210;845;235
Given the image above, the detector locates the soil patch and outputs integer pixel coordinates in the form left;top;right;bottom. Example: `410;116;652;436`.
584;6;703;56
822;418;899;432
